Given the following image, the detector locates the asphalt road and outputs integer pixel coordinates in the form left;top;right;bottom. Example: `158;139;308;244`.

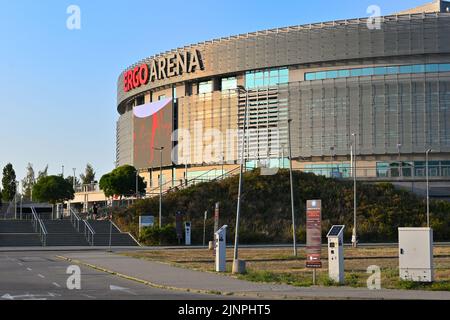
0;251;216;300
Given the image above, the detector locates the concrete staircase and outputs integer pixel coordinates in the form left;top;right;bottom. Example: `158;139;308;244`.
88;221;139;247
42;220;90;247
0;219;139;247
0;220;42;247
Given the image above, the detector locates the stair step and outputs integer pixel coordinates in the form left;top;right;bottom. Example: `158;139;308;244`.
0;234;42;247
0;220;34;233
93;233;139;246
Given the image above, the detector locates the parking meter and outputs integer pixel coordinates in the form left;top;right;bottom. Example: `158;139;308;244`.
185;221;191;246
215;225;228;272
327;225;345;284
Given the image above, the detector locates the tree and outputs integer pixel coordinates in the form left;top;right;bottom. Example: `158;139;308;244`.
32;175;75;205
80;164;96;185
100;165;146;199
2;163;17;202
37;165;48;182
22;163;36;201
65;176;80;189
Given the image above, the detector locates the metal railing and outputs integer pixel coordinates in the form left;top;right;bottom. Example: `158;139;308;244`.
83;220;95;246
31;207;47;246
146;167;236;197
70;208;81;232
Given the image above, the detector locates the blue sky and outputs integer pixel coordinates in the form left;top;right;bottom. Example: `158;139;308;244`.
0;0;427;181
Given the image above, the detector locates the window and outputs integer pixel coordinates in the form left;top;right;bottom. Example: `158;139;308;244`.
440;64;450;72
246;68;289;89
361;68;374;76
305;73;316;81
316;71;326;80
399;65;413;74
386;66;399;74
350;69;362;77
198;80;213;94
374;67;386;75
136;95;145;106
376;162;390;178
304;63;450;81
221;77;237;91
158;94;166;101
338;69;350;77
426;64;439;73
326;70;338;78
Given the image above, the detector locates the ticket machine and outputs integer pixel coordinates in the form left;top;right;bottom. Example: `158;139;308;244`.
327;225;345;284
215;225;228;272
185;221;192;246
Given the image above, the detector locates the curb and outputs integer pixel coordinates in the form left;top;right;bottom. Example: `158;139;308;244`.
55;255;256;299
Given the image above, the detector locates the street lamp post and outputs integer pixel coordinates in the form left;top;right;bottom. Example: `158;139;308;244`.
14;181;19;220
135;170;139;200
288;119;297;257
153;147;164;227
426;149;432;228
233;85;248;274
72;168;77;191
351;133;358;248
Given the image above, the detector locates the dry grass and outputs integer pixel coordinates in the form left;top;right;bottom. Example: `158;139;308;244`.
122;246;450;291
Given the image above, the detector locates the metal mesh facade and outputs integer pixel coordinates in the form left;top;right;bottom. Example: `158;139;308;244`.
116;13;450;168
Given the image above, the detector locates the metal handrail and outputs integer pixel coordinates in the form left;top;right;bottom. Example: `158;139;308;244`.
31;207;47;246
70;208;81;232
83;220;95;246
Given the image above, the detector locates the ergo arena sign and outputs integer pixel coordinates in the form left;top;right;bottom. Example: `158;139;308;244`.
124;49;203;93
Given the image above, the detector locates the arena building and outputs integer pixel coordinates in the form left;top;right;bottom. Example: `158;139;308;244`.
111;0;450;202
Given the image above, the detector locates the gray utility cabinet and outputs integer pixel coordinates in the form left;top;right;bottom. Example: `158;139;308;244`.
399;228;434;283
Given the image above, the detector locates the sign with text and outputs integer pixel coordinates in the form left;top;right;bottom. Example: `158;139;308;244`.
139;216;154;229
176;211;184;243
214;202;220;234
306;200;322;269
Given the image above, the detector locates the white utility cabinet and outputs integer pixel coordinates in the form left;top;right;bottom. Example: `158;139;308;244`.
399;228;434;283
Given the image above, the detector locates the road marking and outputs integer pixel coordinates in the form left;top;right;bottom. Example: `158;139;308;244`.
1;293;60;300
52;282;61;288
26;268;32;271
109;285;137;296
81;294;96;299
38;274;45;279
17;262;23;266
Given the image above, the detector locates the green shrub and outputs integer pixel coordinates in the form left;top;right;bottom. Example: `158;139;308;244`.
117;169;450;244
139;225;178;246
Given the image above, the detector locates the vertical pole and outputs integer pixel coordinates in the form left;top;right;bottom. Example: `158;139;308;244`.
352;133;358;248
73;168;76;192
159;149;163;228
203;211;207;247
426;150;430;228
109;212;113;252
288;119;297;257
313;269;317;286
233;88;248;268
136;170;138;201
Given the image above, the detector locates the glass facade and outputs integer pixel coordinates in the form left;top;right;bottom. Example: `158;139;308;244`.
198;80;213;94
376;161;450;178
305;63;450;81
304;163;351;178
221;77;237;91
246;68;289;89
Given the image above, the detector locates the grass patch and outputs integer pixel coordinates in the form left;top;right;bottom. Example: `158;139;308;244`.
121;247;450;292
239;270;313;287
